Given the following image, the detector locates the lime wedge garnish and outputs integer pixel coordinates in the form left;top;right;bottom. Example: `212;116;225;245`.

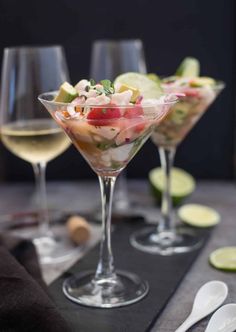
149;167;196;206
114;72;163;99
209;247;236;271
178;204;220;227
175;57;200;77
189;77;216;87
147;73;162;85
54;82;78;103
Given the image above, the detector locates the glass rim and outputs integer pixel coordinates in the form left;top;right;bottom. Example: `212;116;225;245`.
162;78;225;91
4;45;63;52
92;38;143;44
38;91;179;108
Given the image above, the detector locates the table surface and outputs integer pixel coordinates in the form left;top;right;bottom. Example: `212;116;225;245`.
0;179;235;332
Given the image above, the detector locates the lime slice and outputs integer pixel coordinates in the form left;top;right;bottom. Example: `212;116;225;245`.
54;82;78;102
178;204;220;227
149;167;196;206
209;247;236;271
189;77;216;87
175;57;200;77
114;72;163;99
147;73;162;85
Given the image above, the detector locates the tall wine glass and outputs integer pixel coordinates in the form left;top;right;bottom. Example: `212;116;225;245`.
0;46;73;264
39;91;177;307
90;39;147;211
131;81;225;255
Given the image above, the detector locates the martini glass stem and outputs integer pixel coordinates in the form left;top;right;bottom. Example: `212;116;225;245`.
95;175;116;280
32;162;51;236
158;147;176;236
113;171;129;210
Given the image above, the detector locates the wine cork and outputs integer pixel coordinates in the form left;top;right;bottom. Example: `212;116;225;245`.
66;215;91;245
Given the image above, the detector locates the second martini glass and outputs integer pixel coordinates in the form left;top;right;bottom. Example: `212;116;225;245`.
131;80;225;255
39;90;176;308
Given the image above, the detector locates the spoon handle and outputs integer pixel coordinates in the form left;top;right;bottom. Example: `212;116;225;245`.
175;316;197;332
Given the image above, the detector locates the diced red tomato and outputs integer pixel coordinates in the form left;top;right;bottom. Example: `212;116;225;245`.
124;106;145;133
124;106;144;118
87;104;121;126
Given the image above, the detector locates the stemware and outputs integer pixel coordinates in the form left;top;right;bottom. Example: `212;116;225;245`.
39;91;177;307
90;39;147;211
0;46;75;264
131;81;225;255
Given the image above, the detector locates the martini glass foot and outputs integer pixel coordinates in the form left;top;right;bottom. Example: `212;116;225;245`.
130;226;203;255
63;270;149;308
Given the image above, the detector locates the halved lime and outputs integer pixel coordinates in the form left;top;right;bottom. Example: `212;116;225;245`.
175;57;200;77
209;247;236;271
149;167;196;206
114;72;163;99
178;204;220;227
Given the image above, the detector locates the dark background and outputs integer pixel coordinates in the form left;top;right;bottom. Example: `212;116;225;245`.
0;0;235;181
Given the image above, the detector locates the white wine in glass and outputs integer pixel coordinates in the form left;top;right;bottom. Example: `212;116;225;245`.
1;119;70;164
0;46;75;264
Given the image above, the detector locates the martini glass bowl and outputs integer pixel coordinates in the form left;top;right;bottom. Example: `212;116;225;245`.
130;81;225;255
39;91;177;308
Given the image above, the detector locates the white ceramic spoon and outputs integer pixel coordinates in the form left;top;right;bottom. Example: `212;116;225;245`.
205;304;236;332
175;280;228;332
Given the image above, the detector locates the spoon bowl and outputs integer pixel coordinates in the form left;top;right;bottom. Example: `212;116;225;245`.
175;280;228;332
205;304;236;332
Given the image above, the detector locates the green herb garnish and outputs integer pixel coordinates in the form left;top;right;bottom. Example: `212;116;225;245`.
96;142;111;150
111;160;122;169
88;78;115;96
100;79;112;89
100;79;115;95
90;78;96;86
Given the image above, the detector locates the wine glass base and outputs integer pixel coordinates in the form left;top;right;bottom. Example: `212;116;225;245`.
63;270;149;308
32;225;82;264
5;222;81;265
130;226;203;255
0;210;83;264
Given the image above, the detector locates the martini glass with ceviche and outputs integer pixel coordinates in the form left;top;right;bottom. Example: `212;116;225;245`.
130;57;225;255
39;74;177;307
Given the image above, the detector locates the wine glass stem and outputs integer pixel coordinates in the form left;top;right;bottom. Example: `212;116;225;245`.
158;147;176;234
95;175;116;280
32;162;50;236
